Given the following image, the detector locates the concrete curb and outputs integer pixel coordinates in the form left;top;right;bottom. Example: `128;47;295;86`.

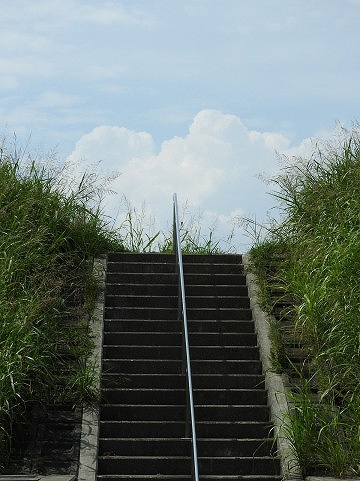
306;478;360;481
0;477;75;481
243;253;303;481
77;257;106;481
0;258;106;481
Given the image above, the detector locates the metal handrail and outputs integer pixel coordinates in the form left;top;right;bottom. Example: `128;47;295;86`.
173;193;199;481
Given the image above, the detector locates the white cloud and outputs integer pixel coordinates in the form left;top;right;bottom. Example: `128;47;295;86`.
69;125;155;161
66;110;317;250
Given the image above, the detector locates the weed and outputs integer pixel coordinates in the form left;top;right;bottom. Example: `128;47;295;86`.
117;195;234;254
249;125;360;475
0;137;123;468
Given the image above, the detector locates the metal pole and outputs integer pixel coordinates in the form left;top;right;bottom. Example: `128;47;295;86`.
173;193;200;481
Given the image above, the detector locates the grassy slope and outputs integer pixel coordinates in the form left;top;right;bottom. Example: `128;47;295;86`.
249;130;360;477
0;145;123;467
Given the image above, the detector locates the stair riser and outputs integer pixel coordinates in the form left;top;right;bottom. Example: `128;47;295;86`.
100;405;270;422
103;332;257;346
97;456;279;475
101;389;267;405
106;284;248;297
101;373;265;389
102;359;263;375
104;307;252;320
99;422;273;438
102;346;260;360
106;273;246;286
107;253;242;263
104;319;255;333
97;477;280;481
98;437;274;457
96;477;279;481
105;296;250;309
107;262;243;275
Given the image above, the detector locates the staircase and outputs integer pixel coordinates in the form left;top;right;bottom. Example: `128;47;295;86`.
97;253;281;481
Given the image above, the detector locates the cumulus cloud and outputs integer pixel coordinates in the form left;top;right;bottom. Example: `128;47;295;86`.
65;110;316;249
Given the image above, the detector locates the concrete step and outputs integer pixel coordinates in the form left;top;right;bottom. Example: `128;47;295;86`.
97;476;281;481
101;388;268;405
98;437;274;457
97;455;279;476
106;272;246;286
102;359;263;375
104;306;252;320
99;421;273;438
107;261;243;275
100;404;271;422
107;261;174;273
105;295;250;309
101;373;265;390
102;345;260;360
103;319;255;333
103;332;257;346
107;252;242;264
105;283;248;297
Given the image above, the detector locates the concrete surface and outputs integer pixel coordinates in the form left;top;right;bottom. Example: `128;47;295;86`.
77;257;106;481
243;253;303;481
306;478;360;481
0;477;75;481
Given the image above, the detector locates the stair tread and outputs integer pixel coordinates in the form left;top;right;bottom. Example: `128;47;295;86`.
102;341;258;344
97;475;280;479
97;474;281;481
100;420;270;424
102;387;266;390
102;356;260;359
98;436;272;440
98;455;276;459
101;403;264;409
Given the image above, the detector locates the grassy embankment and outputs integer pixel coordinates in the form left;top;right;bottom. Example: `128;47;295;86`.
0;139;227;469
0;142;123;468
249;129;360;477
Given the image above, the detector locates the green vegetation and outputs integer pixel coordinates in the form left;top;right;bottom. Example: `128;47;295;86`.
0;135;232;468
118;196;234;254
249;127;360;477
0;139;123;468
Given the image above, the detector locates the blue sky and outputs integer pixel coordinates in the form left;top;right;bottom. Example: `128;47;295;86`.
1;0;359;250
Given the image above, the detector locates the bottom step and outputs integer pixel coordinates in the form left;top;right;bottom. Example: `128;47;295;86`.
97;456;280;475
97;476;281;481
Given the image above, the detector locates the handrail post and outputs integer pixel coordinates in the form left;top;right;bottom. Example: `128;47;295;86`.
173;193;200;481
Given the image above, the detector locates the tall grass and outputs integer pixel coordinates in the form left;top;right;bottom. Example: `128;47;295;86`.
249;127;360;476
0;135;235;468
118;196;234;254
0;139;123;468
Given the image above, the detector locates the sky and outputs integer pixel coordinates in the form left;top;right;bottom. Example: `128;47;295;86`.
1;0;359;251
